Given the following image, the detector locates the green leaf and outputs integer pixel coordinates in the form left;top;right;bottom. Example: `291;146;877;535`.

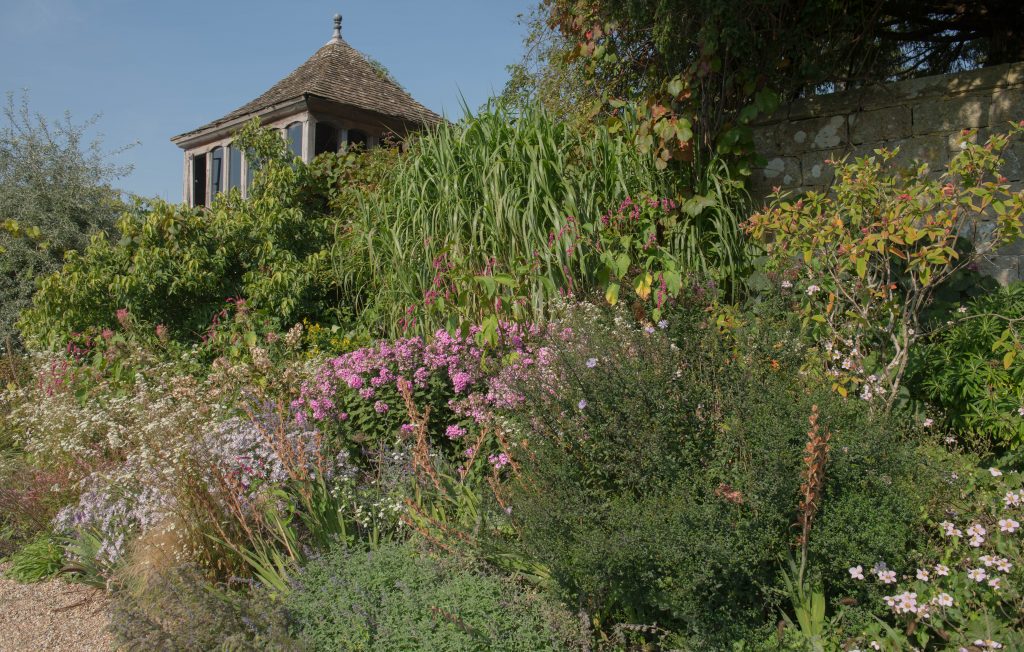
605;283;620;305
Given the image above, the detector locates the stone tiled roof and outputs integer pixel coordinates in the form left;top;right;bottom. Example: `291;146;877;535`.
173;36;441;141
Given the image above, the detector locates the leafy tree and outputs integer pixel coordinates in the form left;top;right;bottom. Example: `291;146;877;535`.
0;91;133;352
535;0;1023;168
501;5;595;123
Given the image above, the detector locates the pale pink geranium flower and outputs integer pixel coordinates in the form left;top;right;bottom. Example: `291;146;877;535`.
1005;490;1023;508
848;565;864;580
995;558;1013;573
990;467;1003;477
967;568;987;582
969;534;985;547
934;563;950;576
934;592;954;607
877;569;897;584
922;417;934;428
980;554;996;567
999;518;1020;533
915;568;930;582
967;523;987;537
988;577;1002;590
892;591;918;614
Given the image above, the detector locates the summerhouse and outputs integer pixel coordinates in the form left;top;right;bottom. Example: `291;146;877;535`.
170;14;440;207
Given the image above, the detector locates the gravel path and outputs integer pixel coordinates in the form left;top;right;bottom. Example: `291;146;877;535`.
0;564;113;651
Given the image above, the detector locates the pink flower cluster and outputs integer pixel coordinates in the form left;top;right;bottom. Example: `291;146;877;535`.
292;322;546;430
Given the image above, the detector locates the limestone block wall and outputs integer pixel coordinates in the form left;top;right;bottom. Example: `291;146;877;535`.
750;62;1024;283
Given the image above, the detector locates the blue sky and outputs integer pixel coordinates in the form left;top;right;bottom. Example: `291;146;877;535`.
0;0;535;200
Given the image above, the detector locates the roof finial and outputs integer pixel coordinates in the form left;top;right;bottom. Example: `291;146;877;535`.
332;13;342;42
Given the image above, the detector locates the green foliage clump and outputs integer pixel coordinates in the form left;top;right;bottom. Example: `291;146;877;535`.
18;120;379;348
499;303;940;647
4;534;62;582
343;104;750;338
909;282;1024;454
286;541;585;651
0;92;131;352
341;104;671;337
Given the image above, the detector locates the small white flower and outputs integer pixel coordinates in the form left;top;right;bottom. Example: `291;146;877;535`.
968;567;987;582
988;577;1002;590
960;141;968;150
806;284;821;296
849;565;865;580
934;563;950;576
916;568;929;582
957;305;968;313
923;417;934;427
990;467;1003;477
870;642;880;651
781;280;793;289
935;592;954;607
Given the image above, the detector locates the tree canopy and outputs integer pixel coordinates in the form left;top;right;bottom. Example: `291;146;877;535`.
0;92;133;351
507;1;1023;169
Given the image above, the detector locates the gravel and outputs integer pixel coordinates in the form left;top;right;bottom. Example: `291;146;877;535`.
0;564;113;651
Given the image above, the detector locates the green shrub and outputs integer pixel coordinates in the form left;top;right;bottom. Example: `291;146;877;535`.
17;120;378;349
108;564;296;651
286;541;586;651
497;302;942;647
746;125;1024;407
909;282;1024;455
4;534;62;582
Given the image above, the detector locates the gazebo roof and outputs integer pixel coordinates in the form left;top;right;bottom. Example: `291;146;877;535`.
172;15;441;143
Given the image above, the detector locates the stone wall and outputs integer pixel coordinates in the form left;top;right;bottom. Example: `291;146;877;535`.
750;62;1024;282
